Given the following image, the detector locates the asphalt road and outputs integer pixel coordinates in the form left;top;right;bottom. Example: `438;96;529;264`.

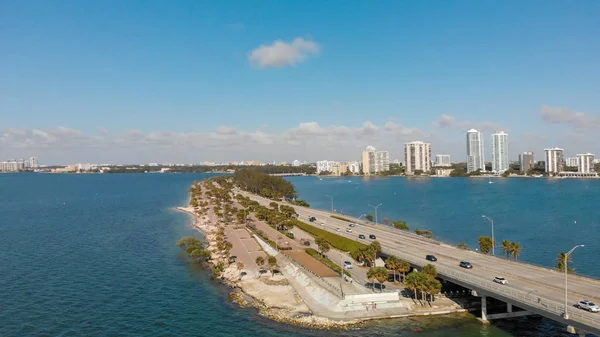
236;189;600;330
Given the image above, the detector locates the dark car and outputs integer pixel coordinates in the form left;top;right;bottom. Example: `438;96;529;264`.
358;234;366;239
426;255;437;262
459;261;473;269
308;216;316;222
369;234;376;239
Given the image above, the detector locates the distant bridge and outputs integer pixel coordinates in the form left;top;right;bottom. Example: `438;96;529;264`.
268;173;307;177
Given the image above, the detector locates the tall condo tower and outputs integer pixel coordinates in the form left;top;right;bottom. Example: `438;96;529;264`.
466;129;484;173
491;131;509;173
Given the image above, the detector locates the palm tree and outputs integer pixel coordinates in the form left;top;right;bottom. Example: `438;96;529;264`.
556;252;575;273
367;267;388;292
425;277;442;304
255;256;265;268
267;256;278;277
423;264;437;279
457;243;467;250
237;261;245;277
315;237;330;256
510;242;522;260
385;256;401;283
478;236;494;254
398;260;411;283
405;271;428;304
502;240;511;259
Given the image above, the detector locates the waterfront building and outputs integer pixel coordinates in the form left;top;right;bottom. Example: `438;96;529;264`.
544;148;564;174
346;161;360;174
404;141;432;175
361;146;389;174
434;168;454;177
0;160;25;172
577;153;595;173
491;131;509;173
518;152;534;174
330;162;348;176
292;160;301;167
434;154;451;167
566;157;578;167
316;160;336;174
466;129;484;173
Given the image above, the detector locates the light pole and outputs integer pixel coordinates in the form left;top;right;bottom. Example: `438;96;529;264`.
481;215;495;256
368;203;382;225
564;244;584;319
326;195;334;213
339;251;350;298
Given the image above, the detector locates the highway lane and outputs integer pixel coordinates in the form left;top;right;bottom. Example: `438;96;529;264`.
236;190;600;325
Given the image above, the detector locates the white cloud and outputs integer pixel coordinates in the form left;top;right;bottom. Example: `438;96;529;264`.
434;114;507;133
0;121;430;164
249;37;320;68
540;104;600;130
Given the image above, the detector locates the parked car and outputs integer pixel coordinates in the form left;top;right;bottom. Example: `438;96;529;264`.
426;255;437;262
309;216;316;222
348;223;356;227
577;300;600;312
369;234;376;239
343;261;353;269
336;227;341;232
358;234;366;239
493;276;507;285
346;228;353;233
459;261;473;269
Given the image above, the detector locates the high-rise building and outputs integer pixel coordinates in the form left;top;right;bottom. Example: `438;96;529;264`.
491;131;509;173
466;129;484;173
404;141;431;174
518;152;534;174
361;146;389;174
565;157;578;167
434;154;451;167
0;160;25;172
577;153;595;173
347;161;360;174
316;160;336;174
544;148;564;174
29;157;38;168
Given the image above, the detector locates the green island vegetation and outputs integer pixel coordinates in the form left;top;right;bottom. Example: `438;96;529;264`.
457;243;468;250
177;236;211;261
382;218;410;231
233;168;297;200
305;248;351;277
330;215;352;222
415;229;434;239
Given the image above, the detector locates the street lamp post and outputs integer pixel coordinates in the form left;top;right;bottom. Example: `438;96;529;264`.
339;251;350;298
368;203;382;225
326;195;334;213
481;215;495;256
564;244;584;319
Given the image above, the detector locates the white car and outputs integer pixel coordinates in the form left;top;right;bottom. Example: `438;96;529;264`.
320;223;326;227
348;223;356;227
343;261;353;269
346;228;353;233
493;276;507;285
577;300;600;312
335;228;341;232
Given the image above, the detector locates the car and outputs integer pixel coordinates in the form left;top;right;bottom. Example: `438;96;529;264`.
346;228;353;233
358;234;366;239
336;227;341;232
459;261;473;269
309;216;316;222
369;234;376;239
320;223;326;227
348;223;356;227
493;276;507;285
426;255;437;262
343;261;353;269
577;300;600;312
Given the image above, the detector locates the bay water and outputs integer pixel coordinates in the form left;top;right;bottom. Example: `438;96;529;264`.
1;173;594;336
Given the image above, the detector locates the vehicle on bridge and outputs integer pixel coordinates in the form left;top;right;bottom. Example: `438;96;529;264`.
343;261;353;269
308;216;316;222
369;234;376;239
346;228;352;233
459;261;473;269
493;276;507;285
426;255;437;262
358;234;366;239
577;300;600;312
348;223;356;227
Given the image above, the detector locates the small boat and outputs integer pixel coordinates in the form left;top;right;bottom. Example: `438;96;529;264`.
488;178;494;184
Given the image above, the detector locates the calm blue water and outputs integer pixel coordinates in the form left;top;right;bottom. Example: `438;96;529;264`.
0;173;583;336
290;176;600;278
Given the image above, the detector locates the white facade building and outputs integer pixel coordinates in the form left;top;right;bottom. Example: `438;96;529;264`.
466;129;484;173
292;160;301;167
434;154;451;167
491;131;509;173
404;141;431;174
316;160;336;174
566;157;578;167
374;151;390;173
361;146;389;174
544;148;564;174
29;157;38;168
577;153;595;173
0;160;25;172
347;161;360;174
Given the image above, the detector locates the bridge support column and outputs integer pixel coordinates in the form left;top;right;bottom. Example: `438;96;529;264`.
480;295;489;324
507;303;512;313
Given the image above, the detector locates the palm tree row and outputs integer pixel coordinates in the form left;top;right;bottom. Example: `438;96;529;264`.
405;264;442;306
501;240;523;260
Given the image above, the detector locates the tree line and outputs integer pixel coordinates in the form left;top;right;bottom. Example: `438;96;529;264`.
233;169;297;200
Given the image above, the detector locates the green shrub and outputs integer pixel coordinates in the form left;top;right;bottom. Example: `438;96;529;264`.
305;248;351;277
330;215;352;222
291;219;365;252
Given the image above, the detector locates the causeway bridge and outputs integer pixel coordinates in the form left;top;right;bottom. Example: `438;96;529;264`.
238;190;600;336
268;172;307;177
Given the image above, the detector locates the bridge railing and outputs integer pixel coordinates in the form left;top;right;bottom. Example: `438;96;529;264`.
382;246;600;329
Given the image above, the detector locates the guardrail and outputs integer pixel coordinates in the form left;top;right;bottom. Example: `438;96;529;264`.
382;246;600;330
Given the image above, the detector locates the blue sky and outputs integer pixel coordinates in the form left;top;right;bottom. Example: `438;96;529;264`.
1;1;599;164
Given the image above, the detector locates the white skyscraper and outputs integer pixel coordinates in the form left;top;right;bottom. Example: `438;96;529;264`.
404;141;431;174
577;153;595;173
434;154;451;167
544;148;564;174
491;131;509;173
466;129;484;173
29;157;38;168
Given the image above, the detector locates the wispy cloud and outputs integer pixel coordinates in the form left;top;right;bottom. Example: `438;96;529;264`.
248;37;320;68
540;104;600;130
434;114;507;133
